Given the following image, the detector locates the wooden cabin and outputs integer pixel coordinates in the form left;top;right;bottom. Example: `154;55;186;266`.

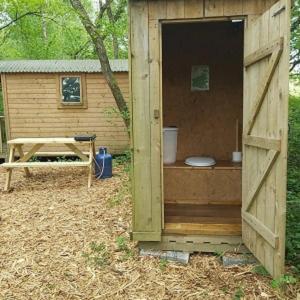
129;0;291;278
0;60;129;156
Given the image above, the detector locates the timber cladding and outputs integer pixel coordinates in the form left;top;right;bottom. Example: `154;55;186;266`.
130;0;291;279
2;72;129;154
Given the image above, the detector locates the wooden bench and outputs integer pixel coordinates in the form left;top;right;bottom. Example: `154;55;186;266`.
2;137;96;191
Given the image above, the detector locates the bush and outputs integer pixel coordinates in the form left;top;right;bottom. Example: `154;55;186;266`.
286;95;300;271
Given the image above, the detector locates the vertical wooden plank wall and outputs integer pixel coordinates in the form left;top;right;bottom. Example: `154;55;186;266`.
130;0;162;241
130;0;282;241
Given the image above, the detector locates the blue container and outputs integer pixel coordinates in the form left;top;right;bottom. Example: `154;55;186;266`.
95;147;112;179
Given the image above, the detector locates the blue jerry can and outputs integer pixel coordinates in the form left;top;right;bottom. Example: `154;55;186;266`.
95;147;112;179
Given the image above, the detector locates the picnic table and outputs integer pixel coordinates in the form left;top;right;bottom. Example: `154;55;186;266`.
2;137;96;191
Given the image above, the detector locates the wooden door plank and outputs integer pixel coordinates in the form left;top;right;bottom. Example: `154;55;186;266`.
244;37;284;67
244;149;278;212
244;135;281;151
242;212;278;248
245;46;283;135
273;0;291;279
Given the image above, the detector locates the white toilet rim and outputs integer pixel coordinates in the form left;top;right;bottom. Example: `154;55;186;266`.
185;156;216;167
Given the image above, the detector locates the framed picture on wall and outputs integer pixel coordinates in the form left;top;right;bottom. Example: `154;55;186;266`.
191;65;209;91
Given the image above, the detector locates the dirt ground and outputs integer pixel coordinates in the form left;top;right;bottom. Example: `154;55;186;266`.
0;163;299;299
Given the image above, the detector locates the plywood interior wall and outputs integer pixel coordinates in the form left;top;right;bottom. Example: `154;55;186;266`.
162;21;243;161
3;72;129;154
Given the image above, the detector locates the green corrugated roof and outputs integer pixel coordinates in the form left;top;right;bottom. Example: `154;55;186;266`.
0;59;128;73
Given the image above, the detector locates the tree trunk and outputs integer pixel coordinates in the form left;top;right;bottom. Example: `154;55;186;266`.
69;0;129;130
106;5;119;59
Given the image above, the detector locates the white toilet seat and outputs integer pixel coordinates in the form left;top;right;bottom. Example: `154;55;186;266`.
185;156;216;167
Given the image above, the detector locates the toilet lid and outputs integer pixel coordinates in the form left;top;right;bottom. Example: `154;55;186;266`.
185;156;216;167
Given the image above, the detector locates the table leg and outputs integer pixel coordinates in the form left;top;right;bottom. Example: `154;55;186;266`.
16;144;31;177
4;145;15;191
92;141;96;174
87;142;94;188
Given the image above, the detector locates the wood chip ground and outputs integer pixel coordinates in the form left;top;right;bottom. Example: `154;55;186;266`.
0;165;298;299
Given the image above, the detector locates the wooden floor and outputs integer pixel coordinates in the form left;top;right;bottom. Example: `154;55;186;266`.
164;203;242;236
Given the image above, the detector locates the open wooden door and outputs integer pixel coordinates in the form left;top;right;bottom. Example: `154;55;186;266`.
242;0;290;278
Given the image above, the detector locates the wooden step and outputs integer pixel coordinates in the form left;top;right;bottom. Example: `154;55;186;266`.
164;222;242;236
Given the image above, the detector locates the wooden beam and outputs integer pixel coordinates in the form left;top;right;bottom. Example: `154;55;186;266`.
244;135;281;151
131;231;162;242
244;149;279;212
245;46;283;135
242;211;278;249
15;144;33;177
244;37;284;67
65;143;89;161
16;144;44;163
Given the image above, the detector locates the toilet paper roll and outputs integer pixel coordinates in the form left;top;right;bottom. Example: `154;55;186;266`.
232;151;242;163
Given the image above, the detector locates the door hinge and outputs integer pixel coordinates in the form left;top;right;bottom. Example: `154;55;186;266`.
154;109;160;119
272;6;286;17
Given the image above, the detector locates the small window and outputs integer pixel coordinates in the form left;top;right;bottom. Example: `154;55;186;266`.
191;65;209;91
57;74;87;109
61;76;81;104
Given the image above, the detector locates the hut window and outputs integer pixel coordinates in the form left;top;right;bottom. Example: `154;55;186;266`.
57;74;87;109
191;65;209;91
61;76;81;104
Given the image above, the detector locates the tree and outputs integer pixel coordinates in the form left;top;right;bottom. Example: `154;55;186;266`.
291;0;300;73
69;0;129;130
0;0;96;59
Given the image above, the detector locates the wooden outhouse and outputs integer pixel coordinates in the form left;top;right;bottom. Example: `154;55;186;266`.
129;0;291;278
0;60;129;155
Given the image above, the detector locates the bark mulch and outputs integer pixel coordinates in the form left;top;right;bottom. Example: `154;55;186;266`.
0;164;298;299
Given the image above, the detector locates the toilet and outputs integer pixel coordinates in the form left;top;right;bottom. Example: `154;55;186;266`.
185;156;216;167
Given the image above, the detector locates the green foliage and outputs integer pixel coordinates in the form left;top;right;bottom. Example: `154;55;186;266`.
82;241;110;267
232;287;244;300
108;184;128;206
159;258;168;271
271;274;298;289
0;0;128;60
286;95;300;270
113;150;131;173
115;236;133;260
252;265;270;276
291;0;300;73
